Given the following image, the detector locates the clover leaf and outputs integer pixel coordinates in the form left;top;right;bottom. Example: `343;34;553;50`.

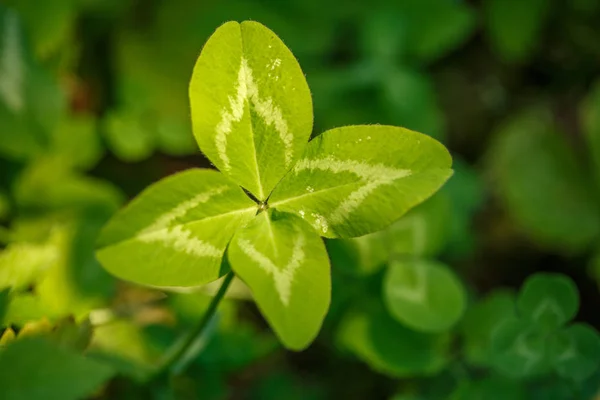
95;21;452;349
489;273;600;381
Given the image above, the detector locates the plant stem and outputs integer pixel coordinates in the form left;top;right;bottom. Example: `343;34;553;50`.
152;271;235;380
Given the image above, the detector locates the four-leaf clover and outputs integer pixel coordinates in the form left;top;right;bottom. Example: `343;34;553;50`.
95;21;452;350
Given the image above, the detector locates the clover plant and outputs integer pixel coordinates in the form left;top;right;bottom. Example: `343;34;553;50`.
94;21;452;351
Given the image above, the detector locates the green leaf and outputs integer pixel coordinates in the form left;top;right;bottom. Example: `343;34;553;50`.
325;231;388;276
14;158;123;213
385;192;452;257
517;273;579;330
96;169;256;288
488;107;600;252
6;0;76;59
490;318;552;378
0;236;60;292
550;323;600;382
52;114;103;170
189;21;313;200
461;289;517;367
338;301;449;377
484;0;550;62
270;125;453;238
0;336;114;400
2;293;47;327
228;209;330;350
381;68;445;141
103;110;153;162
581;79;600;188
89;319;160;381
383;259;466;332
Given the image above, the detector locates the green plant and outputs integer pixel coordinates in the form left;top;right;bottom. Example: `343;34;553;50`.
95;20;452;356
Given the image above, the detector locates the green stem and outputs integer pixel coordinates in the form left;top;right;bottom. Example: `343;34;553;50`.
152;271;234;380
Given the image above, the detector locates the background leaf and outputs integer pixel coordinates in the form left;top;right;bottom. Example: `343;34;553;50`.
517;273;579;330
383;259;466;332
0;336;114;400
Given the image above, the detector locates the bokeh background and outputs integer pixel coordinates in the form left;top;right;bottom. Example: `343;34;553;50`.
1;0;600;399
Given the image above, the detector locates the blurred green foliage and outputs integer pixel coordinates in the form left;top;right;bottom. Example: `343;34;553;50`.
1;0;600;399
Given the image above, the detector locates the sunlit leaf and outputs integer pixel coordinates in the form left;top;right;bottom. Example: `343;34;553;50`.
383;259;466;332
229;210;330;350
0;234;60;292
190;21;313;200
517;273;579;330
96;169;256;287
270;125;452;238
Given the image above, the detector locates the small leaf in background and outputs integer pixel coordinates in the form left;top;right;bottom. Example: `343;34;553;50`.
381;68;446;141
383;259;466;333
442;158;484;259
4;0;76;59
0;336;114;400
2;293;47;327
154;117;196;156
228;210;330;350
385;192;452;257
517;273;579;330
487;107;600;253
461;289;517;367
96;169;256;288
337;301;449;377
89;319;161;381
0;234;60;292
398;0;475;63
14;158;124;213
189;21;313;200
270;125;453;238
490;318;552;378
484;0;550;62
103;111;154;163
549;323;600;382
580;79;600;187
52;114;103;170
325;230;389;276
361;0;475;64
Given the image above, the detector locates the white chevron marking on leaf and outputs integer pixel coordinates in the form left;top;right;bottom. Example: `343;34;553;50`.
237;233;305;306
293;156;412;225
389;264;427;304
215;59;249;171
215;58;293;172
137;225;222;258
141;186;228;235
